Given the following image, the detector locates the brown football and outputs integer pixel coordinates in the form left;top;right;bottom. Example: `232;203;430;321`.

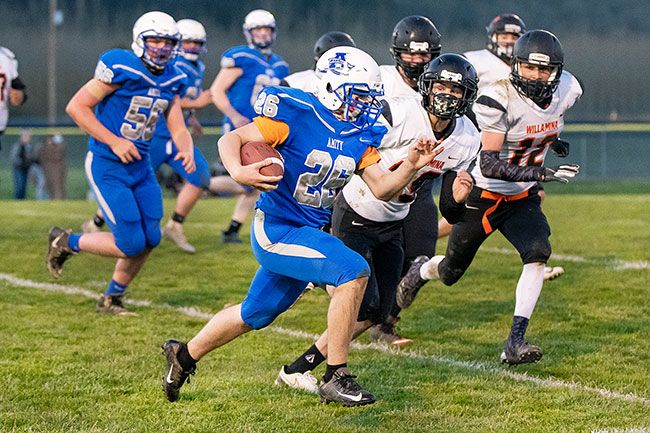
240;141;284;177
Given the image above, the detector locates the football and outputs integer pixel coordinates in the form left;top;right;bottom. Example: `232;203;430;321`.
240;141;284;178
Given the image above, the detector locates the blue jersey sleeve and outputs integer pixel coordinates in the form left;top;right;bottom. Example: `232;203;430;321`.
220;46;250;69
252;86;312;125
93;49;134;85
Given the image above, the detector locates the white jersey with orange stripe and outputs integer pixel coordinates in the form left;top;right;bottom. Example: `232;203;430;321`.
343;95;480;222
471;70;583;195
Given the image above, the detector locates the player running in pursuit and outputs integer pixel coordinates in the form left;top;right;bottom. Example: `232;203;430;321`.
275;53;481;393
454;13;565;281
397;30;583;365
209;9;289;244
81;18;213;255
160;46;444;407
47;11;195;315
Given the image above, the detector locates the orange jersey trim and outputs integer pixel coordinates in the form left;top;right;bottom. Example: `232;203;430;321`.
357;147;380;170
252;116;290;147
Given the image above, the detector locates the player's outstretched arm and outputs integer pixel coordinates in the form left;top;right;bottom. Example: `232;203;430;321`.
66;79;141;164
359;136;444;201
217;123;282;191
167;95;195;173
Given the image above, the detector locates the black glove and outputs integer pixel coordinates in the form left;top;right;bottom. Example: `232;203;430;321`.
542;164;580;183
550;139;570;157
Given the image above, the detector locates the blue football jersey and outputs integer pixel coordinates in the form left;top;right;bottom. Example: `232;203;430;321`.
89;49;189;161
154;57;202;141
253;86;387;228
220;46;289;127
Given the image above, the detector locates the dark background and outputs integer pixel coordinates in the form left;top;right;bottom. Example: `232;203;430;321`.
2;0;650;124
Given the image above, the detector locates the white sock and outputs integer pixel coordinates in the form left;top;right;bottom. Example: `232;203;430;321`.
513;262;545;318
420;255;444;280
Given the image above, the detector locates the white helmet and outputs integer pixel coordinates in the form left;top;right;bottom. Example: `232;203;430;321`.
131;11;180;71
177;19;207;61
315;47;384;129
242;9;276;50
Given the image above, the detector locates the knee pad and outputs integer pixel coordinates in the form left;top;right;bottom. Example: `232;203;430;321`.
115;230;146;257
522;239;552;264
240;297;285;330
143;219;162;249
334;250;370;286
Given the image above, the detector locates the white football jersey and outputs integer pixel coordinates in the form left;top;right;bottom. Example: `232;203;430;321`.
0;47;19;131
463;49;510;90
472;71;583;195
343;96;480;222
379;65;420;99
284;69;318;93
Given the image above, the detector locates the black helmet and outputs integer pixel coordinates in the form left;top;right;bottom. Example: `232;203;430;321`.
486;13;527;63
510;30;564;105
313;31;356;64
418;53;478;119
390;15;442;81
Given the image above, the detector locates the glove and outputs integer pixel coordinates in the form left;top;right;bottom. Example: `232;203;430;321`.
542;164;580;183
550;139;570;157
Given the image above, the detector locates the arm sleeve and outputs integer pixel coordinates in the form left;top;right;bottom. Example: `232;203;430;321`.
10;76;25;90
357;147;381;170
252;116;290;146
438;170;466;224
479;150;545;182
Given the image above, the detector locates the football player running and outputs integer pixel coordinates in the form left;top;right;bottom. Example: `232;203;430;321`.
0;46;27;150
81;18;213;255
369;15;444;344
397;30;583;366
160;47;444;407
437;14;564;281
281;31;356;93
275;54;481;393
209;9;289;244
47;11;195;315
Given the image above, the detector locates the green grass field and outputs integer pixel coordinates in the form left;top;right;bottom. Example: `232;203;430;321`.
0;195;648;433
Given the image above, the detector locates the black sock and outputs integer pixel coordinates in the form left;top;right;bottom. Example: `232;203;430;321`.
178;343;197;370
224;220;242;235
323;362;347;383
93;214;105;227
508;315;529;345
285;344;326;374
172;212;185;224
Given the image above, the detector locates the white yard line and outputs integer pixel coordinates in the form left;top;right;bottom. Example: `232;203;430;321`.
482;247;650;271
1;272;648;408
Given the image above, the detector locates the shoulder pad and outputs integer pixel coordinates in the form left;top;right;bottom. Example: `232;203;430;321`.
0;47;16;60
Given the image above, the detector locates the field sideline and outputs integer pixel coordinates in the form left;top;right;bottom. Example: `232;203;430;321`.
1;195;648;433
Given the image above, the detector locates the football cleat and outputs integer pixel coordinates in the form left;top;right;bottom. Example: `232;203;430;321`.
543;266;565;281
368;319;413;346
96;295;136;316
318;367;375;407
274;365;319;394
500;340;544;366
46;226;76;278
163;220;196;253
81;219;101;234
221;230;243;244
396;255;430;309
161;339;196;402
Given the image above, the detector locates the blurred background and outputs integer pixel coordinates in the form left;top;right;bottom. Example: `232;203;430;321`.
0;0;648;199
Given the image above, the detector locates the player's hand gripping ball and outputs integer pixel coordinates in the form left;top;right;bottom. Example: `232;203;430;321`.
240;141;284;179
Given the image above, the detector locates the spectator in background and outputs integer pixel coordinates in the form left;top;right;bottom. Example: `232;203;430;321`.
0;47;27;150
40;134;67;199
11;129;37;199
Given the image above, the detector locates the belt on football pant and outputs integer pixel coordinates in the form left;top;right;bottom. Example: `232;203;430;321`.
479;188;532;235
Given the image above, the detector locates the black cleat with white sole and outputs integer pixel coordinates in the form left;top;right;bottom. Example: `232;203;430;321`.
161;339;196;402
500;340;543;366
318;367;375;407
396;255;430;309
